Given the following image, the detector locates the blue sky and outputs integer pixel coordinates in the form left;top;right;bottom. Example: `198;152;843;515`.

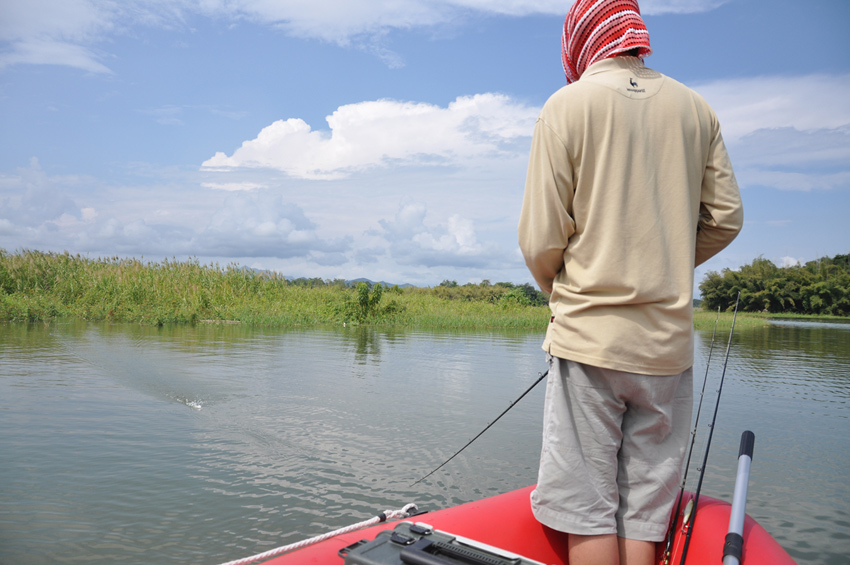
1;0;848;291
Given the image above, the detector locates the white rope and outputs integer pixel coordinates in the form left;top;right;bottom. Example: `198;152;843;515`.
218;503;418;565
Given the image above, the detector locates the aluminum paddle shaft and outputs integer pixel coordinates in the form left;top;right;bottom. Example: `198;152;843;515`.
723;431;755;565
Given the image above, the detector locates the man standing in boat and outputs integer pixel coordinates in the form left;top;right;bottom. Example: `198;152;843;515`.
518;1;743;564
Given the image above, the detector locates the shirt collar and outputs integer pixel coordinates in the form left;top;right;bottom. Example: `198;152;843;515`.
581;56;646;80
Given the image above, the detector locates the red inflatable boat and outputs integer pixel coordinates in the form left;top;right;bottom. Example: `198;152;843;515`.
250;484;794;565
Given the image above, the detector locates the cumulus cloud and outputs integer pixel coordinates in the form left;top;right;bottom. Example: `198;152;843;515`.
0;157;195;255
376;204;500;268
85;218;195;255
0;158;349;265
690;74;850;193
192;191;351;260
0;158;83;227
205;73;850;183
1;0;729;71
692;74;850;144
201;70;850;198
0;219;15;236
202;94;538;179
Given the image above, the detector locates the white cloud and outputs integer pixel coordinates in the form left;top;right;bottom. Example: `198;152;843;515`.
0;157;351;264
139;106;185;126
201;94;538;179
0;0;114;43
446;0;729;16
0;158;82;227
192;191;350;260
376;204;501;268
691;74;850;144
0;40;113;73
138;105;250;126
0;0;729;71
689;74;850;192
199;0;728;41
736;170;850;192
85;218;195;254
205;73;850;183
201;182;267;191
411;215;480;255
0;0;117;72
0;219;16;236
731;126;850;169
0;0;191;72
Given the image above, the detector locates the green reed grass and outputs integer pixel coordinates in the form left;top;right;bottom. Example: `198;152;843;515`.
4;250;839;330
692;309;770;331
0;250;551;329
690;307;845;331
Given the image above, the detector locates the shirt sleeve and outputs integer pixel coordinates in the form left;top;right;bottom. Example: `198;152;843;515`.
695;119;743;267
518;117;577;294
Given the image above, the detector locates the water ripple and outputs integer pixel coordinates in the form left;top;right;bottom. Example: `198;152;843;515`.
1;322;847;564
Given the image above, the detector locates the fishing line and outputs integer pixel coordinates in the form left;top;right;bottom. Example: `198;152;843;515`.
411;369;549;487
679;292;741;565
662;306;721;564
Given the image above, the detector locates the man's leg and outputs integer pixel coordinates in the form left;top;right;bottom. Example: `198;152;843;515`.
567;535;654;565
618;537;655;565
569;534;619;565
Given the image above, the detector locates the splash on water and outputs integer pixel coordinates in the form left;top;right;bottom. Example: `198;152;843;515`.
180;397;204;411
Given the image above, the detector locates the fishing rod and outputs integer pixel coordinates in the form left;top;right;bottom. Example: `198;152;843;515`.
679;292;741;565
662;306;721;565
411;369;549;486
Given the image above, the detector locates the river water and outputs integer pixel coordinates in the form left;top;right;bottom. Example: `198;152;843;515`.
0;319;848;564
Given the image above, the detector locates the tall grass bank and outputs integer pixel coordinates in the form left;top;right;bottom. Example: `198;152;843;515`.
3;249;827;330
0;250;550;329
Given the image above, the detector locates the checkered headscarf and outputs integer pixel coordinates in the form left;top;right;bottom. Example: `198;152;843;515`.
562;0;652;84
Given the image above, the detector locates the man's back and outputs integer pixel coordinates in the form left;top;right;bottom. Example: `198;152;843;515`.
519;56;742;375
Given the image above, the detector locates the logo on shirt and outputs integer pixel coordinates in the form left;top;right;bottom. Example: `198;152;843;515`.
627;77;645;93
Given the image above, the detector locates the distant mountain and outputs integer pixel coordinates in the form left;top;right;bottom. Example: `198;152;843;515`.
247;269;415;288
347;277;414;288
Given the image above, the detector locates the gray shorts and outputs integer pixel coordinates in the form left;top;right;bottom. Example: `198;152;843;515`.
531;356;693;542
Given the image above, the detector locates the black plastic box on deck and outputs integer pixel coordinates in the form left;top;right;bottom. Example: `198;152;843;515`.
339;522;546;565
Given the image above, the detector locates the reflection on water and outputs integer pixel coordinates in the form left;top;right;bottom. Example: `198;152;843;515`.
690;319;850;564
0;320;848;564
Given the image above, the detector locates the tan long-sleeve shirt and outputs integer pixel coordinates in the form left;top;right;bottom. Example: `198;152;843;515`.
518;57;743;375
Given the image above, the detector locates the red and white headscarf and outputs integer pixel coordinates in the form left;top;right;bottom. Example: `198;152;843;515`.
562;0;652;84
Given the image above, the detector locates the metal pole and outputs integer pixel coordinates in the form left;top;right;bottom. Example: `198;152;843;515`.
722;431;755;565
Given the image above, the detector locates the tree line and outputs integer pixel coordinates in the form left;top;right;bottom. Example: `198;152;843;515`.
700;254;850;316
